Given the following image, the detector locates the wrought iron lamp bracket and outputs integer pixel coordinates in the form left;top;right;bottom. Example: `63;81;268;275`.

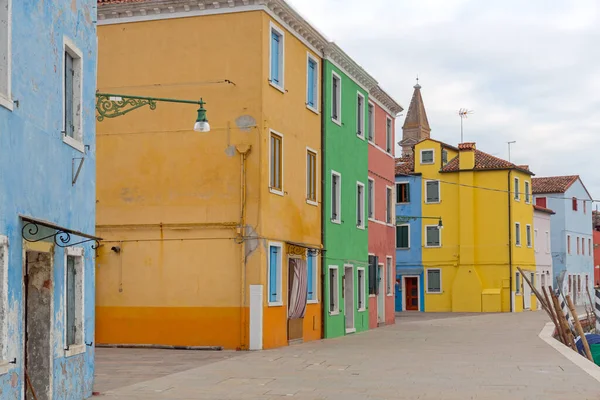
95;92;204;122
22;222;100;249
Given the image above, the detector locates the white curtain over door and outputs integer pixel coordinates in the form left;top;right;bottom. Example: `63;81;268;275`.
288;258;308;319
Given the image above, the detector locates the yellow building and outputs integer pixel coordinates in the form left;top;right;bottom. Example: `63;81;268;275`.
412;139;537;312
95;0;328;349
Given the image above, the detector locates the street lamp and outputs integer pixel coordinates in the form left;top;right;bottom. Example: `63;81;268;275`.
96;92;210;132
396;215;443;229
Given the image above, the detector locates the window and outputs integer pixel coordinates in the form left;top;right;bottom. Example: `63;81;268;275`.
268;243;283;305
584;200;587;214
567;235;571;254
368;255;378;295
331;171;341;223
368;103;374;142
541;273;546;289
578;275;581;293
534;229;538;252
0;0;11;110
514;178;520;200
65;248;84;353
386;257;393;295
442;149;448;165
577;237;580;255
568;275;572;294
589;238;592;256
331;72;341;124
425;225;441;247
572;197;578;211
269;131;283;193
357;93;365;138
425;180;440;203
515;272;521;294
0;236;7;362
386;186;393;223
306;149;317;203
582;238;585;256
269;24;284;90
426;269;441;293
367;178;375;219
328;266;339;314
356;182;365;229
396;225;409;249
526;225;532;247
63;38;84;151
396;182;409;203
536;197;547;208
524;181;530;203
357;268;366;311
420;149;434;164
545;231;550;253
307;252;318;302
306;55;318;111
515;223;521;246
386;117;393;153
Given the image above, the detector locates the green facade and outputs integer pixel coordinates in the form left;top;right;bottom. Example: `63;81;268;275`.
322;60;369;339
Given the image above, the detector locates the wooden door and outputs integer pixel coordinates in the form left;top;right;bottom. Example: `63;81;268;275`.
405;277;419;311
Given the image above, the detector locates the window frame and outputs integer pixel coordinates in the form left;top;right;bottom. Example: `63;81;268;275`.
420;149;434;165
386;116;393;153
424;180;440;204
396;224;410;249
0;0;12;111
534;229;538;253
356;91;366;139
267;242;283;306
526;224;532;248
515;222;521;246
305;53;319;113
331;170;342;224
386;256;393;296
269;130;284;196
307;252;319;304
545;231;550;254
269;22;285;93
0;236;8;370
396;182;410;204
536;197;547;208
572;197;578;211
577;237;580;255
524;181;530;204
442;149;448;165
425;225;441;248
513;177;520;201
367;177;375;221
589;238;592;256
63;36;84;153
367;101;375;143
356;181;365;229
567;234;571;254
515;271;521;295
357;267;366;311
64;246;85;357
386;186;393;224
328;265;340;315
331;71;342;126
426;268;442;294
306;147;318;206
582;237;585;255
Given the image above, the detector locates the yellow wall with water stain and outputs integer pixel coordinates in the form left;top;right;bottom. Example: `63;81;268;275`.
96;10;321;350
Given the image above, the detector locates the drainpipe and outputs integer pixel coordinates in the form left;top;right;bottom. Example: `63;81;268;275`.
237;144;251;349
508;169;513;312
320;58;326;338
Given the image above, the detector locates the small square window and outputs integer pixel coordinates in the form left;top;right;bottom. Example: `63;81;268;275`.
426;226;441;247
396;182;409;203
425;181;440;203
421;149;434;164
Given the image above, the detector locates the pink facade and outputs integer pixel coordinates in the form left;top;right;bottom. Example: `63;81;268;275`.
368;99;397;328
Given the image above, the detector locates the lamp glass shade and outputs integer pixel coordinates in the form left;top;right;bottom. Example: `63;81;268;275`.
194;120;210;132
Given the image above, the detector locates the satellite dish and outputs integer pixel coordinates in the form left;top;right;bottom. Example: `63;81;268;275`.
235;115;256;132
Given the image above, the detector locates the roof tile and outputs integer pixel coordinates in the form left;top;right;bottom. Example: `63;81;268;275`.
442;149;532;174
395;154;414;175
531;176;579;194
533;204;555;215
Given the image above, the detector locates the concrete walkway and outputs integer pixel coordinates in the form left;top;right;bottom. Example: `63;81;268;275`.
94;312;600;399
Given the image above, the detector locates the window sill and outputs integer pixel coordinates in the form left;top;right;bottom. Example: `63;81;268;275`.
357;134;365;141
269;188;284;197
332;118;342;127
306;104;319;115
397;247;410;250
425;246;441;248
425;201;441;204
345;328;356;334
386;293;393;297
329;311;340;316
0;360;12;376
306;199;318;207
269;81;285;94
515;245;522;248
396;202;410;205
368;294;376;298
307;299;319;305
368;139;375;146
63;135;85;153
426;291;442;294
357;308;367;312
268;301;283;307
0;94;13;111
330;219;341;225
356;225;365;230
420;162;434;165
65;344;86;358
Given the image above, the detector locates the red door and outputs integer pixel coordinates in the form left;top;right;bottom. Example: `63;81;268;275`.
405;277;419;311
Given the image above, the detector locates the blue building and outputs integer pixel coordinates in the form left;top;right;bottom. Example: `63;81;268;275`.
394;155;424;312
533;176;593;306
0;0;97;398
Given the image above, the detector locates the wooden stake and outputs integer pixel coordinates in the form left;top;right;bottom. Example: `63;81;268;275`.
566;294;594;362
542;286;566;345
549;288;577;351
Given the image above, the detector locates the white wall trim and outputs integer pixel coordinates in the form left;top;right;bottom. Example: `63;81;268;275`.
331;70;342;126
0;0;12;112
356;91;366;140
331;170;342;224
401;275;421;311
63;247;85;357
306;146;318;206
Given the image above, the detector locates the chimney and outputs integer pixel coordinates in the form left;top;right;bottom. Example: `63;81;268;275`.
458;142;476;170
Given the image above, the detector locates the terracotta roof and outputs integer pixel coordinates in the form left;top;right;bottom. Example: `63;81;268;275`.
533;205;555;215
531;176;579;194
416;138;459;152
441;149;533;175
458;142;475;151
395;155;414;175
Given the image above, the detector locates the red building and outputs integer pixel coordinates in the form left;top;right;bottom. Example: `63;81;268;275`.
367;87;403;328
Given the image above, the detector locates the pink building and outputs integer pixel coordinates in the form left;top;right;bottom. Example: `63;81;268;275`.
367;87;403;328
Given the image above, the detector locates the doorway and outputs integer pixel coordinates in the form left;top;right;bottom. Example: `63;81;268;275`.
287;257;307;344
523;272;532;310
404;277;419;311
377;264;384;324
24;250;53;400
343;265;354;333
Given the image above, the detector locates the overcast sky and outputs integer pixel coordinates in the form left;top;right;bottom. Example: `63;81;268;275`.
288;0;600;200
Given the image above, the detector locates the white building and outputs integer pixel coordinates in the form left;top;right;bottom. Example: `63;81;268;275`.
533;204;554;309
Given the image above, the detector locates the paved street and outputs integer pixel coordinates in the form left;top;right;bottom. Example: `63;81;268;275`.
94;312;600;399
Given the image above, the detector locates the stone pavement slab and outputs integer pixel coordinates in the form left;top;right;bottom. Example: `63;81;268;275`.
94;312;600;399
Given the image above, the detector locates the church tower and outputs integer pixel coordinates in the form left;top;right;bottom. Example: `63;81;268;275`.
399;82;431;157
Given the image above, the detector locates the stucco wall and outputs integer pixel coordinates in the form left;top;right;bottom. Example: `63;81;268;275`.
533;209;553;292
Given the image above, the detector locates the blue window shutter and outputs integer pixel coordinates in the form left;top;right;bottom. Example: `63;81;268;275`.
271;32;280;84
269;246;278;302
307;255;314;300
307;60;315;106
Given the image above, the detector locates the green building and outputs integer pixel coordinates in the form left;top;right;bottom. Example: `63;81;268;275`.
322;46;377;338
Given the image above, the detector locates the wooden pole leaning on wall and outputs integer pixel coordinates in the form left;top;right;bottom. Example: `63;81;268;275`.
516;267;549;313
549;287;577;351
566;294;594;362
542;286;566;345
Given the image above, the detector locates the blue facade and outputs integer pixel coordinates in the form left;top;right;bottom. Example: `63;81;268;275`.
0;0;97;398
395;173;424;311
534;179;593;306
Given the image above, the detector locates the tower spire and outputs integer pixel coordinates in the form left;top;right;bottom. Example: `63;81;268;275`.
399;80;431;156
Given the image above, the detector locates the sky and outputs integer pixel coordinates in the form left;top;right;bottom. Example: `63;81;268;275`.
287;0;600;200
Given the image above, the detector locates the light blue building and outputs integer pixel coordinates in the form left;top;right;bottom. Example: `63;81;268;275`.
394;156;424;312
0;0;97;398
533;175;593;306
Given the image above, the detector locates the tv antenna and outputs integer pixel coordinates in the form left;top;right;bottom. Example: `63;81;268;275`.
458;108;474;143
